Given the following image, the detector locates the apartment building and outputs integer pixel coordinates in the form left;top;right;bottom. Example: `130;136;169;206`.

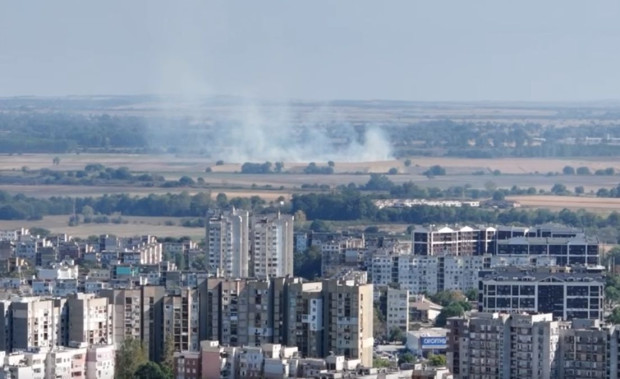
250;213;294;279
206;209;250;278
386;287;409;333
412;224;589;259
45;347;87;379
412;226;496;256
67;293;113;346
162;288;200;352
285;280;324;359
5;297;68;351
447;312;561;379
559;319;607;379
495;235;599;265
322;277;373;367
509;313;561;378
202;276;373;366
479;266;604;320
100;286;166;361
85;344;115;379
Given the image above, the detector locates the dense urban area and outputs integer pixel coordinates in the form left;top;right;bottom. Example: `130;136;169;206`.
2;99;620;379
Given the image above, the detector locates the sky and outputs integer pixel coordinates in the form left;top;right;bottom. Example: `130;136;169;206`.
1;1;620;102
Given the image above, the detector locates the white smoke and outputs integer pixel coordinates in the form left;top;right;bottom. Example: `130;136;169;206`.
206;102;393;163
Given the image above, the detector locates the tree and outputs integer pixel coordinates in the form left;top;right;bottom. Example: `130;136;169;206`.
53;156;61;165
608;307;620;324
563;166;575;175
423;165;446;177
388;327;406;343
309;219;331;232
575;186;585;195
465;288;478;301
363;174;394;191
388;167;398;175
293;210;307;223
484;181;497;192
215;193;228;208
175;252;186;270
373;358;391;368
160;334;175;378
274;161;284;173
551;183;568;195
81;205;95;222
115;337;148;379
294;246;321;280
428;354;447;367
576;166;591;175
404;159;412;167
398;352;415;365
28;227;50;238
327;161;335;167
435;303;465;327
134;362;168;379
492;191;505;201
178;176;195;186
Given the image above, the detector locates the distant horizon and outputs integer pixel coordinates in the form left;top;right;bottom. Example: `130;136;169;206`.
3;93;620;106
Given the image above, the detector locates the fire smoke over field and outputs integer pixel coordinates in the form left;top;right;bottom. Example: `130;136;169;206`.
203;104;393;163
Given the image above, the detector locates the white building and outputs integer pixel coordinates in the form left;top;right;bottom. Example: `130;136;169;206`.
37;260;79;280
386;287;409;334
250;213;294;279
206;209;250;278
86;344;116;379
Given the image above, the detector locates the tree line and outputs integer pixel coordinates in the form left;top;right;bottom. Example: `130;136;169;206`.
2;188;620;241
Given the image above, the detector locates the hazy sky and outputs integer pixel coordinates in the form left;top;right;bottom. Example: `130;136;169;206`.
2;1;620;101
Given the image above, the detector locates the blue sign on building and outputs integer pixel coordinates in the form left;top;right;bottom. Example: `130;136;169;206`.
420;337;447;349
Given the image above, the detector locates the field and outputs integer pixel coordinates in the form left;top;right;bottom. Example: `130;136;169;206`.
3;153;620;175
507;195;620;213
0;215;204;239
2;153;620;212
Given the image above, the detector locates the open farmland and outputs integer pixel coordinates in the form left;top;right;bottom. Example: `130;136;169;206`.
507;195;620;213
2;153;620;175
0;215;204;239
1;153;620;202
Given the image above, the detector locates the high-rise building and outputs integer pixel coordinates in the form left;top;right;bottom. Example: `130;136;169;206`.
250;213;294;279
206;210;294;279
201;276;373;366
559;319;608;379
285;279;324;359
322;277;373;367
101;286;166;361
206;209;250;278
447;312;561;379
386;287;409;334
7;297;68;351
67;293;113;346
162;288;200;353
